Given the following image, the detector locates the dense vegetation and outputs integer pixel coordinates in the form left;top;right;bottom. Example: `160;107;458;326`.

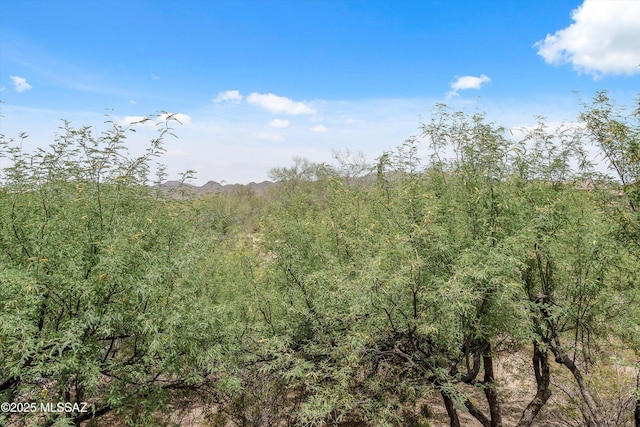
1;92;639;426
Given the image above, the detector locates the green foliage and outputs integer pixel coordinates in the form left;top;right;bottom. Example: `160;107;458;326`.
2;93;639;426
241;99;640;425
0;116;225;426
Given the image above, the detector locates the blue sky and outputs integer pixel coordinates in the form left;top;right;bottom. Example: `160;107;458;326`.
1;0;639;184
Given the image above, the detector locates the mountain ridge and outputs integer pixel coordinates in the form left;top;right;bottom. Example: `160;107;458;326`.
157;180;277;197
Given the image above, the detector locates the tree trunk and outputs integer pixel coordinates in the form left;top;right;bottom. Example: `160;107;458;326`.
635;372;640;427
550;340;605;427
517;343;552;427
537;291;604;426
482;347;502;427
465;399;492;427
441;391;461;427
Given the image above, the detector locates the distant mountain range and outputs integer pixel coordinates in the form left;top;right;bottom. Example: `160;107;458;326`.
155;176;618;199
156;180;277;197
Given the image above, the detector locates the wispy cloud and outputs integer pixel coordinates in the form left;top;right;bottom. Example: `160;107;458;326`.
213;89;243;103
534;0;640;77
10;76;32;93
4;94;603;186
247;92;316;115
446;74;490;98
269;119;290;128
151;74;160;80
3;39;142;97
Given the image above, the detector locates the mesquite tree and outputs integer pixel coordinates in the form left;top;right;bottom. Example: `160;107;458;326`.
250;102;638;426
580;91;640;427
0;116;224;426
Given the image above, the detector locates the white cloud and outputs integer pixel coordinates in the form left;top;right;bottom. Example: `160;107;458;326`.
10;76;32;93
129;100;137;105
345;118;355;125
0;85;5;92
450;75;491;91
247;92;316;115
213;89;243;103
447;74;491;98
269;119;290;128
534;0;640;77
310;125;327;133
151;74;160;80
7;94;612;186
